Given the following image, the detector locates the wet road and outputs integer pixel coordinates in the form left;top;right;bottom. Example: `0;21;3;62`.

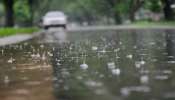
1;28;175;100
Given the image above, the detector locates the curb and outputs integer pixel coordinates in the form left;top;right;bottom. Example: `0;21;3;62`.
0;31;43;47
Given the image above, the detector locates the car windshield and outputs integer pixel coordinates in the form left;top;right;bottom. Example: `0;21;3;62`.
45;12;65;17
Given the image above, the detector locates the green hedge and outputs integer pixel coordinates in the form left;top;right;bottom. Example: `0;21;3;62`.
0;27;39;37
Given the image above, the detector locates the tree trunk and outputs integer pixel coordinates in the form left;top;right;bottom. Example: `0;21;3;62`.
162;0;174;20
105;0;122;24
129;12;135;22
3;0;14;27
28;0;34;26
129;0;144;22
114;12;122;24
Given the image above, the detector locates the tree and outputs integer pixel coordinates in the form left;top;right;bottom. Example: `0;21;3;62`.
28;0;33;26
161;0;174;20
105;0;122;24
3;0;14;27
129;0;144;21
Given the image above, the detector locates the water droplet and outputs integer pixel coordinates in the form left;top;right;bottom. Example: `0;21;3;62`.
76;76;83;80
41;53;46;60
135;62;141;68
7;57;15;64
4;76;10;84
126;54;133;59
36;53;40;58
140;60;146;65
140;75;149;84
114;48;120;52
80;63;88;70
120;88;130;96
85;80;103;87
154;75;169;80
15;89;30;95
111;68;121;75
135;60;145;68
107;62;116;69
92;46;98;51
57;62;61;66
48;53;53;57
167;61;175;64
1;49;4;55
40;44;44;48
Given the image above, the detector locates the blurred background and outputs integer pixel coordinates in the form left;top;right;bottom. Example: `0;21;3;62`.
1;1;175;100
0;0;175;27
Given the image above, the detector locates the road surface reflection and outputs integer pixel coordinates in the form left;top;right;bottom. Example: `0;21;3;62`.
0;29;175;100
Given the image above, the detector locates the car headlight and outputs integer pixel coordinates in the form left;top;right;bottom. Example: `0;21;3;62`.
43;20;50;25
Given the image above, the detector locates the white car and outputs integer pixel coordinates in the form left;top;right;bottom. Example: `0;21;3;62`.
42;11;67;29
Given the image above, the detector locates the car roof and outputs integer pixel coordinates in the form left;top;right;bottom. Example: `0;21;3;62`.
45;11;65;17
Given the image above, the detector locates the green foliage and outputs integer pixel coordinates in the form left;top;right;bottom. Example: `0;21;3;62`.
0;3;4;16
0;0;174;26
115;0;130;14
14;0;30;24
145;0;162;12
0;27;38;37
131;20;175;26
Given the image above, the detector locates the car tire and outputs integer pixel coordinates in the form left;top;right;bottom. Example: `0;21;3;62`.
44;26;49;30
62;25;66;29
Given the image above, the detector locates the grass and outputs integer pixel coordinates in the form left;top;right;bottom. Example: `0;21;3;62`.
0;27;39;37
130;21;175;27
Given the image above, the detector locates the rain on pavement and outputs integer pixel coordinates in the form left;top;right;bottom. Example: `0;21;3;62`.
0;28;175;100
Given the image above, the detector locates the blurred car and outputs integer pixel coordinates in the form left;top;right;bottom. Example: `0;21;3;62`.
42;11;67;29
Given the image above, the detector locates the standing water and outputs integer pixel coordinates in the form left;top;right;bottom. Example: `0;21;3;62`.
0;28;175;100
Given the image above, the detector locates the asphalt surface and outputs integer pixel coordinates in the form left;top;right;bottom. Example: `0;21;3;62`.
1;25;175;46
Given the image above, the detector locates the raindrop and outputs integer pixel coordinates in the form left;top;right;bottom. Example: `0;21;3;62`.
99;74;105;78
94;88;107;95
7;57;15;64
92;46;98;51
135;60;145;68
133;45;137;49
154;75;169;80
41;53;46;60
76;76;83;80
80;63;88;70
25;81;41;86
111;68;121;75
114;48;120;52
36;53;41;58
164;92;175;98
149;42;156;46
126;54;133;59
119;42;122;45
63;86;70;91
85;80;103;87
12;66;17;70
140;60;146;65
15;89;30;95
121;86;151;96
167;61;175;64
120;88;130;96
4;76;10;84
21;77;28;81
135;62;141;68
163;70;172;74
57;62;61;66
130;86;151;92
1;49;4;55
31;54;36;58
140;75;149;84
40;44;44;48
107;62;116;69
99;49;106;53
152;59;158;62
